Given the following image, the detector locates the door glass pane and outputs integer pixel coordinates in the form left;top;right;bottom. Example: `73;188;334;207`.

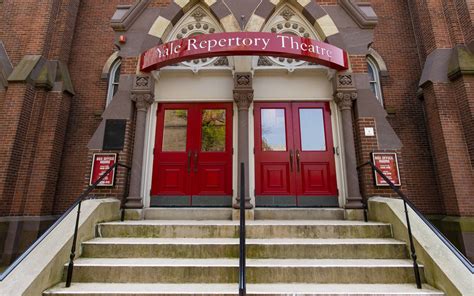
162;110;188;152
299;108;326;151
201;109;226;152
261;109;287;151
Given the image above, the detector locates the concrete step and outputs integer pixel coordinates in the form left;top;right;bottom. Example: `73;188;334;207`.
64;258;423;284
144;208;232;220
98;220;392;239
82;238;408;259
44;283;444;295
254;208;344;220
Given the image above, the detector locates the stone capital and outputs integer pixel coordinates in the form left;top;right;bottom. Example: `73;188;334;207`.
335;91;357;111
131;93;154;111
233;90;254;111
131;74;154;112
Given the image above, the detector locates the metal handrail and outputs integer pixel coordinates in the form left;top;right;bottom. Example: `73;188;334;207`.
239;162;246;295
65;162;130;287
359;161;422;289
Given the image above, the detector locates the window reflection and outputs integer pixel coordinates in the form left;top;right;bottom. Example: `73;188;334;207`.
299;108;326;151
162;110;188;152
201;109;226;152
261;109;287;151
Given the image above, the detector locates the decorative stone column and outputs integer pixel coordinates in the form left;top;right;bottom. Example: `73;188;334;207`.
232;73;254;212
334;73;364;212
125;74;154;209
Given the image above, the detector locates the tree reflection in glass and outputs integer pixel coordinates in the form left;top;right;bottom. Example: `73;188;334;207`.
201;109;226;152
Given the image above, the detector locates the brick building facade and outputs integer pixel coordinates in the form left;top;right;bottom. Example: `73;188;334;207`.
0;0;473;262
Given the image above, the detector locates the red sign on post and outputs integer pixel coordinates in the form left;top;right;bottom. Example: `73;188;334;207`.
372;152;401;187
140;32;349;72
89;153;117;186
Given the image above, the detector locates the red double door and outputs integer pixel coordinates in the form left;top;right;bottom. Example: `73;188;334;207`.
254;102;338;207
151;103;233;206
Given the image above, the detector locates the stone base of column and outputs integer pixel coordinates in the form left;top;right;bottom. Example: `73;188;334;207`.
232;196;253;210
124;196;143;209
123;209;143;220
232;209;255;221
345;196;365;209
344;209;365;221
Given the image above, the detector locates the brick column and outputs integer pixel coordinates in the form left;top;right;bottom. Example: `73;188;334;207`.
125;75;154;209
232;73;253;210
334;73;364;210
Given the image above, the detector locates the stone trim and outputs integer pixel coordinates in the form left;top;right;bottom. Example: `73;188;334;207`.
0;41;13;89
101;52;120;79
113;0;342;49
339;0;378;29
6;56;75;95
111;2;150;31
448;45;474;81
367;48;388;77
419;48;452;86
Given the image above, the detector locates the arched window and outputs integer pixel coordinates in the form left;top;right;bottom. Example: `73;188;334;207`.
106;59;121;106
367;57;383;106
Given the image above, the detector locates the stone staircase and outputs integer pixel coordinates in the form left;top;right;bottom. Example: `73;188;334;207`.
44;208;444;295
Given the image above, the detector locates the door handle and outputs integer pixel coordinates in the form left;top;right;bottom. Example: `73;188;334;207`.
296;149;301;172
289;150;294;172
187;151;192;173
193;151;198;173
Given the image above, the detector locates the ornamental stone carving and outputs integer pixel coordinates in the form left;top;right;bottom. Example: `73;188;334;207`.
234;91;254;110
131;74;154;111
131;93;154;111
280;8;295;21
336;73;355;89
235;73;252;88
335;92;357;111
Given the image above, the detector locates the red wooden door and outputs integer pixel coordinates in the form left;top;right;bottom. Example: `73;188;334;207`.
254;103;296;204
291;102;338;206
192;103;233;202
254;101;338;207
151;103;233;207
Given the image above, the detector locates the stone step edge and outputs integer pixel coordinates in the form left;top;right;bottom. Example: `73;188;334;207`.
83;238;406;245
44;283;444;295
65;258;421;268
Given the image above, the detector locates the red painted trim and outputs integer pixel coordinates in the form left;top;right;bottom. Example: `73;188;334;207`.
140;32;349;71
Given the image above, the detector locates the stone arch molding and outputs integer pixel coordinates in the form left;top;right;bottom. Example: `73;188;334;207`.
159;4;234;72
111;0;344;58
253;3;329;71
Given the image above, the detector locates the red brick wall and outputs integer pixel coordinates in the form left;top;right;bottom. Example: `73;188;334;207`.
0;83;36;216
422;83;474;216
452;75;474;168
350;55;368;73
53;0;135;213
368;0;444;215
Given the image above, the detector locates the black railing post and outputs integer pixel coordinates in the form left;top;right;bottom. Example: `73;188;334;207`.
239;162;246;296
65;162;130;288
65;199;81;287
403;199;422;289
362;161;422;289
